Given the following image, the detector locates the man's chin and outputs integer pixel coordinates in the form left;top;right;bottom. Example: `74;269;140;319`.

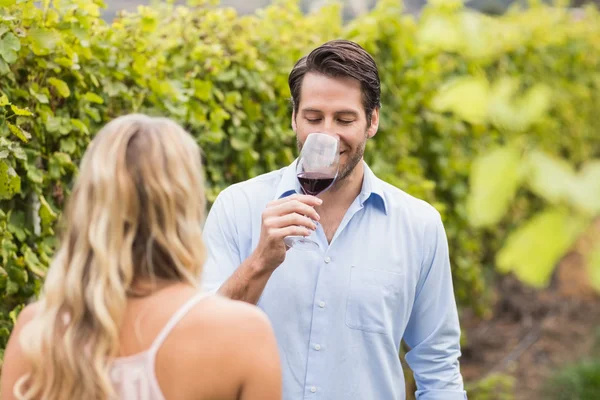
336;157;362;184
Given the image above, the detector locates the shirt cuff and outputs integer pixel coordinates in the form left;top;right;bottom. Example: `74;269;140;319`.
416;389;468;400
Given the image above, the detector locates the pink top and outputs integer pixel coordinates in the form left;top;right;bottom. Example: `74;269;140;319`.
110;292;209;399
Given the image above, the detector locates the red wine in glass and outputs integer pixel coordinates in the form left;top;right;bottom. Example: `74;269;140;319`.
297;172;335;196
283;132;340;251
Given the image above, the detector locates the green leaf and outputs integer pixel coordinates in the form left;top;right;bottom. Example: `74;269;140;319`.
141;13;159;33
0;32;20;64
6;278;19;295
7;122;31;143
0;0;17;6
10;104;33;116
83;92;103;104
9;304;23;325
497;208;588;288
1;236;17;262
11;146;26;161
569;160;600;215
0;58;10;75
52;152;72;166
488;79;552;132
45;115;61;132
26;166;44;184
29;88;49;104
71;119;89;134
28;28;59;56
23;246;47;278
47;77;71;98
39;194;57;235
230;137;247;150
0;94;9;106
430;76;490;125
0;160;21;199
526;151;575;205
6;263;27;285
60;138;77;154
193;80;213;101
417;14;462;55
467;146;523;228
8;211;28;242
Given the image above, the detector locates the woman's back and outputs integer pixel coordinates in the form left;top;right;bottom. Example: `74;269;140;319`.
2;283;281;400
112;283;281;400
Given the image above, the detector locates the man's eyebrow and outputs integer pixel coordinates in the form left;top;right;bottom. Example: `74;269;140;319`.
300;108;360;116
335;110;360;116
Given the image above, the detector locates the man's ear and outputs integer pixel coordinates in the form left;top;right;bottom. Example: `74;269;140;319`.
367;108;379;139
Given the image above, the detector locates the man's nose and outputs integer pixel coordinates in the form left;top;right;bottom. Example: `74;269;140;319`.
321;122;340;141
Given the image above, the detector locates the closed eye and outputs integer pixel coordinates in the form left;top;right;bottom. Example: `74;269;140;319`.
338;120;354;125
306;118;322;123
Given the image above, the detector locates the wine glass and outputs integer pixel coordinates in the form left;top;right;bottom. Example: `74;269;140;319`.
283;132;340;251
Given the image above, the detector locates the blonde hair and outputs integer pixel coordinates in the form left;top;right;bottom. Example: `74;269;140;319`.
14;114;207;399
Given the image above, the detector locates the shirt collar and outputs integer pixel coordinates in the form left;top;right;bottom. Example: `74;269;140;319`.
273;159;388;215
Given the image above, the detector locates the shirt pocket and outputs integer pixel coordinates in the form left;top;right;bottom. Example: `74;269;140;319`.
345;265;403;334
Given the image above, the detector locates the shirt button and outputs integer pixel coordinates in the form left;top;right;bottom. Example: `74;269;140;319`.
324;256;331;263
318;301;325;308
314;344;321;351
310;387;317;393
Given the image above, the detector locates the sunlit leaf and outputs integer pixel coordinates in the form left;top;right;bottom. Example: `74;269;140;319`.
569;160;600;215
430;76;489;125
23;246;47;278
71;119;89;135
9;304;23;325
47;77;71;98
526;151;575;205
83;92;103;104
488;79;552;132
0;160;21;199
497;208;588;288
417;15;461;54
28;28;59;56
0;58;10;75
60;138;76;154
39;195;57;225
0;32;20;64
7;122;31;143
10;104;33;116
467;146;523;227
29;88;49;104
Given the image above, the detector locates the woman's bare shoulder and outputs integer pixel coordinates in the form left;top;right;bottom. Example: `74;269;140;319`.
158;293;279;398
186;293;274;338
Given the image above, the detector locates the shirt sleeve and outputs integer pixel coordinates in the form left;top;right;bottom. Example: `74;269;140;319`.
402;210;468;400
200;187;243;293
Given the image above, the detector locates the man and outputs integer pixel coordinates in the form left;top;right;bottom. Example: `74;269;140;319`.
202;39;467;400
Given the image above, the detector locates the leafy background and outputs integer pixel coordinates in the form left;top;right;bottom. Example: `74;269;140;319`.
1;0;599;397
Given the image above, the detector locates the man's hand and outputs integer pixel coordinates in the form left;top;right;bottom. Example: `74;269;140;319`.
216;193;322;304
253;194;322;272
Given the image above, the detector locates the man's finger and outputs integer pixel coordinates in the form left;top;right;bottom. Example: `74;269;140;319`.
267;194;322;208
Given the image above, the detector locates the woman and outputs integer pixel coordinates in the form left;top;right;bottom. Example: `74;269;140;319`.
0;114;282;400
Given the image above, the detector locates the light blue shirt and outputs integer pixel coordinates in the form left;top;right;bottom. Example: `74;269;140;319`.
201;160;467;400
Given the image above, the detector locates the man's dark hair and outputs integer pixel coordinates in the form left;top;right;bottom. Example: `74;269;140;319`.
288;39;381;125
